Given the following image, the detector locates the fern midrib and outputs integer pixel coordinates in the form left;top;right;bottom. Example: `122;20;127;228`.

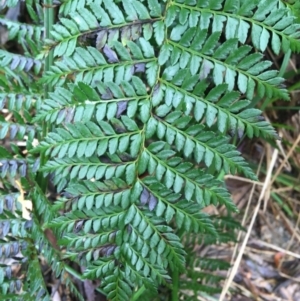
174;2;290;41
53;210;125;229
67;230;115;245
45;58;156;81
128;58;161;211
37;130;140;151
43;160;133;173
84;260;114;275
66;188;131;201
51;17;162;50
38;95;148;118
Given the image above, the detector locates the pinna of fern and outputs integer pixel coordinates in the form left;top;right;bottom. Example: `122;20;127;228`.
0;0;300;300
0;1;55;300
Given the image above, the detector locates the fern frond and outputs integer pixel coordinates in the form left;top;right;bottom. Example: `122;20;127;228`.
32;120;141;159
161;34;288;99
21;244;51;301
0;193;19;213
0;121;35;141
142;170;236;214
0;205;50;300
0;0;297;300
34;80;148;125
171;0;300;54
42;41;156;86
153;80;280;138
32;0;294;298
51;0;162;58
144;123;256;179
0;92;42;112
0;50;42;74
0;17;44;46
0;158;28;178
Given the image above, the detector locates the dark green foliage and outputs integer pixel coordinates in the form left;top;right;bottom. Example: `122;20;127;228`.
0;0;299;300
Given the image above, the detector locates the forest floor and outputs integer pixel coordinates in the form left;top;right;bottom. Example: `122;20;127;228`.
202;171;300;301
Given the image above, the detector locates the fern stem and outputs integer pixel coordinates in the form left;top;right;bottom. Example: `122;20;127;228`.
131;285;146;301
278;49;292;78
44;0;54;88
65;265;106;295
64;265;84;280
39;0;54;192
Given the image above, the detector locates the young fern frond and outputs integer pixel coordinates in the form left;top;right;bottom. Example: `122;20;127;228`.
0;0;299;300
